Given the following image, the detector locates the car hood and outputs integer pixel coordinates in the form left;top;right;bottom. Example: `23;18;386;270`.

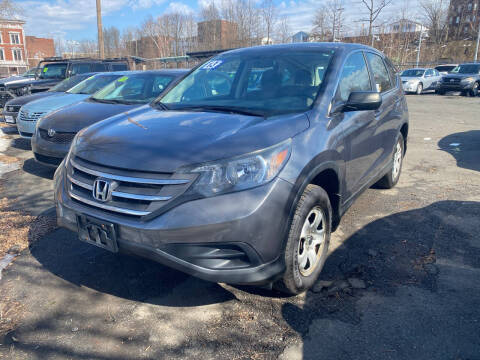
0;76;30;85
6;91;61;106
22;93;89;115
38;99;141;133
74;106;310;173
401;76;422;82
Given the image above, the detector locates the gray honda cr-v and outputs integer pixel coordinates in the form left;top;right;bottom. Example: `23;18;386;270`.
54;43;408;294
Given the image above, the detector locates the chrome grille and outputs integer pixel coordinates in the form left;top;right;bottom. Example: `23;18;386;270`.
18;108;45;122
39;129;76;144
66;156;196;218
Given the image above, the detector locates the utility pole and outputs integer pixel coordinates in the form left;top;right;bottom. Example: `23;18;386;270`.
416;27;426;68
96;0;105;59
475;20;480;62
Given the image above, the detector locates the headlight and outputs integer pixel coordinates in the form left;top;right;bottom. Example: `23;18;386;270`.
461;77;475;83
180;139;291;197
14;85;31;96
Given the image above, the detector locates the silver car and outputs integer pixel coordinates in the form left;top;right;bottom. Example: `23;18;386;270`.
401;68;442;94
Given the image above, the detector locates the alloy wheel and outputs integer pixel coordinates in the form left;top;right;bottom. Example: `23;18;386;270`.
297;206;326;276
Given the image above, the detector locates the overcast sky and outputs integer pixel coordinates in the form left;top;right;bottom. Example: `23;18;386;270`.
17;0;420;41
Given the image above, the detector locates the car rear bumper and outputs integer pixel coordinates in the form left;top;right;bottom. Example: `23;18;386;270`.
54;165;293;284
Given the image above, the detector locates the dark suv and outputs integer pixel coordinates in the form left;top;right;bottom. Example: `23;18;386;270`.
437;63;480;96
54;43;408;294
0;57;129;107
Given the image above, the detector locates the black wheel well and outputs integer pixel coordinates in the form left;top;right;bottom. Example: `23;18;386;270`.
310;169;340;230
400;123;408;153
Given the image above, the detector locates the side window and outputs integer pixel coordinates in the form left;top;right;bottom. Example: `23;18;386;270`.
425;69;434;77
71;63;92;75
92;63;108;72
366;53;392;93
335;52;372;103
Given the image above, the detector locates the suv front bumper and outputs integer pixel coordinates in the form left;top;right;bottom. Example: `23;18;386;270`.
54;164;293;284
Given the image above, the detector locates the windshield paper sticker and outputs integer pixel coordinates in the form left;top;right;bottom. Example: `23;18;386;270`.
201;60;223;70
117;76;128;82
43;67;48;73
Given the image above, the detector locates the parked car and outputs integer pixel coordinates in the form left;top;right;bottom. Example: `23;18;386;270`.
0;57;129;107
436;63;480;96
32;69;187;167
53;43;408;294
401;68;441;94
16;72;125;138
2;74;94;125
434;64;459;75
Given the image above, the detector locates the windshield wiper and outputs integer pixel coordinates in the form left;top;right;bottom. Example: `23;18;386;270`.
176;105;265;118
89;98;119;104
155;102;170;110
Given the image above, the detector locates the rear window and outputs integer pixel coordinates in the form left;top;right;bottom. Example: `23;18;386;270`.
110;63;128;71
457;64;480;74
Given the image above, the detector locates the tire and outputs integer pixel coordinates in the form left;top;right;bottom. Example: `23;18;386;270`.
275;184;331;295
469;82;479;97
416;83;423;95
376;133;405;189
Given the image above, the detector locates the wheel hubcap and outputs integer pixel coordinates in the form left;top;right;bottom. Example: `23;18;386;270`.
297;207;326;276
392;140;402;180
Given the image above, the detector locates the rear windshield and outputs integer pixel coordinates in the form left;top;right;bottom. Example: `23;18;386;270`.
401;69;425;77
48;74;91;92
435;65;456;73
38;63;68;79
457;64;480;74
67;74;121;95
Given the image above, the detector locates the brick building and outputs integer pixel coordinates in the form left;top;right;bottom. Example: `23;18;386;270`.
0;19;28;76
26;36;55;67
197;20;238;50
448;0;480;39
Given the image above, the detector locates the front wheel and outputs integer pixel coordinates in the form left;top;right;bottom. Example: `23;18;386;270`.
416;83;423;95
275;184;331;295
376;133;405;189
469;82;479;97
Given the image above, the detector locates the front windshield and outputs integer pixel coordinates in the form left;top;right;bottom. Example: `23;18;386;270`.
457;64;480;74
48;74;91;92
159;49;335;117
401;69;425;77
38;63;68;79
91;73;174;104
67;74;121;95
22;68;37;77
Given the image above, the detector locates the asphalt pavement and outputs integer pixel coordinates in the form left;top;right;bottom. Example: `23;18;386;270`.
0;94;479;359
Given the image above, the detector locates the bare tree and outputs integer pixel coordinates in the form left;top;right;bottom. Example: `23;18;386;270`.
103;26;121;58
261;0;277;44
276;16;291;44
419;0;449;59
360;0;393;45
327;0;345;41
312;6;331;41
0;0;22;18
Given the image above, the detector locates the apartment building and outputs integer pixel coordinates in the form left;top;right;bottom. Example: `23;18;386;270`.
0;19;28;76
448;0;480;39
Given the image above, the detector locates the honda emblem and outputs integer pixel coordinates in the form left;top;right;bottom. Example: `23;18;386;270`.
92;178;117;202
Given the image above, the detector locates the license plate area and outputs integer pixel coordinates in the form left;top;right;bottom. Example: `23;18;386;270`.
77;215;118;253
5;115;14;124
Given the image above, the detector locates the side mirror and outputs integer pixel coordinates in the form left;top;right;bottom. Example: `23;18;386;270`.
343;91;382;112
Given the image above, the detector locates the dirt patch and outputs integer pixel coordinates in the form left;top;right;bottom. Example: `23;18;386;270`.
0;297;24;337
0;155;19;164
0;197;57;258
